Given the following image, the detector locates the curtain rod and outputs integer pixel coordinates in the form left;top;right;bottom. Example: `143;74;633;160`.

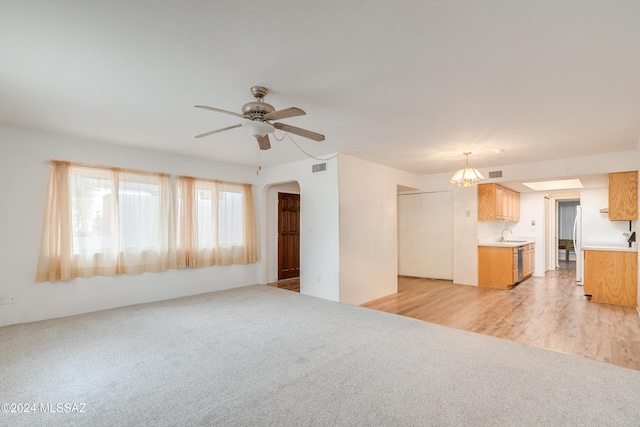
44;160;253;187
44;160;170;177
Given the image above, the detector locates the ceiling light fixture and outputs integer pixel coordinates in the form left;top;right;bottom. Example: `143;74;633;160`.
522;179;584;191
449;152;485;188
241;119;275;137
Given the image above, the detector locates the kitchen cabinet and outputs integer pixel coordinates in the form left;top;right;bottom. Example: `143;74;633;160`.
584;249;637;306
522;243;535;277
608;171;638;221
478;183;520;222
478;243;534;289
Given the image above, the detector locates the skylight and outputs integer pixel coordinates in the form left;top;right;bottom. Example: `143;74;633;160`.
522;179;584;191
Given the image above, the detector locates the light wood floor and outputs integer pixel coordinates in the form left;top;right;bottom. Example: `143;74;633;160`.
362;264;640;371
267;278;300;292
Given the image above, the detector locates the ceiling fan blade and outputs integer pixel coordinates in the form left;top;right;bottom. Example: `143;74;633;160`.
195;123;242;138
195;105;242;118
263;107;306;121
256;135;271;150
273;122;325;142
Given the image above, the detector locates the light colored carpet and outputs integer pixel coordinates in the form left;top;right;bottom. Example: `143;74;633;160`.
1;284;639;426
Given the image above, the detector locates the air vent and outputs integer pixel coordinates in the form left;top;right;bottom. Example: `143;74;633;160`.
488;171;503;179
312;163;327;173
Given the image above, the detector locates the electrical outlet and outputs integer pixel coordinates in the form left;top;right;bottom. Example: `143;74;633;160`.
0;296;6;305
8;296;15;304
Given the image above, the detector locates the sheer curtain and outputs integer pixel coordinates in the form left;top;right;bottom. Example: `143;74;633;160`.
176;177;257;267
36;162;177;282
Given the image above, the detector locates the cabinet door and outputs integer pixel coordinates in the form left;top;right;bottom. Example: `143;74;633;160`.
477;183;521;222
584;250;637;306
608;171;638;221
478;184;497;221
497;185;505;220
526;246;535;276
478;246;514;289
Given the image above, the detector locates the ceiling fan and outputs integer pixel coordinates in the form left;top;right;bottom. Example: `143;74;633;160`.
195;86;325;150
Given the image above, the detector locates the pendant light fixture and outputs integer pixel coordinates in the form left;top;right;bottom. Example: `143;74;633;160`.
449;152;485;187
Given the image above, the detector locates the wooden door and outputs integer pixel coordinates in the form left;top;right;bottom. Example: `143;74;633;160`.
278;193;300;280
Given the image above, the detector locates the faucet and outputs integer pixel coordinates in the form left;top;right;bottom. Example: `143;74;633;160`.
500;228;513;242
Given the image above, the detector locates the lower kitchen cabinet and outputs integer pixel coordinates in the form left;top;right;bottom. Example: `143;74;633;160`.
478;243;535;289
584;249;637;306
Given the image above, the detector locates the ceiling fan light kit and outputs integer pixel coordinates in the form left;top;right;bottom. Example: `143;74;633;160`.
449;152;485;188
195;86;325;151
241;119;274;137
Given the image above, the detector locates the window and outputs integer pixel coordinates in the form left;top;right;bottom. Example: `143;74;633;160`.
36;162;257;282
69;167;165;253
36;162;176;282
217;190;244;246
176;177;257;268
193;188;243;247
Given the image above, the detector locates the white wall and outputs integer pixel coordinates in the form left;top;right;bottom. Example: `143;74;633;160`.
477;151;638;181
579;188;631;246
0;125;260;326
258;157;340;302
337;155;418;305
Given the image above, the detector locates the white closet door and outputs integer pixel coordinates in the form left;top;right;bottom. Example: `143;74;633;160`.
398;193;422;277
398;192;453;280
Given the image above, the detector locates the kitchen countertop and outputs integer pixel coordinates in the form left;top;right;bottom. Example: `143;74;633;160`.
582;244;637;253
478;240;535;247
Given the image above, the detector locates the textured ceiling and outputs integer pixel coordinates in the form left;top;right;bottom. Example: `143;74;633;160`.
1;1;639;175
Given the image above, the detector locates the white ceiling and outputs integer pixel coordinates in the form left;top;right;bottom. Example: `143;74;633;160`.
2;1;640;175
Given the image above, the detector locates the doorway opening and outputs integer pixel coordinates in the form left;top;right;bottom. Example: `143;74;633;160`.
557;199;580;271
265;181;301;293
545;192;580;273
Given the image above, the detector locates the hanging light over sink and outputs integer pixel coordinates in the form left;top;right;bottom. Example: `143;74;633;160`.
449;152;485;187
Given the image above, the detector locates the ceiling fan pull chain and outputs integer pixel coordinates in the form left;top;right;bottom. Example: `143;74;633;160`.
256;145;262;176
284;133;338;161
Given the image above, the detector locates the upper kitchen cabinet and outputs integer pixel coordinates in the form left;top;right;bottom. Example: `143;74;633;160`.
478;183;520;222
608;171;638;221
